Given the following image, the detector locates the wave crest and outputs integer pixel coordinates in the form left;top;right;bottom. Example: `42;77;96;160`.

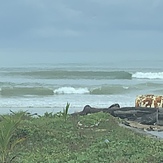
132;72;163;79
53;87;89;94
7;70;132;80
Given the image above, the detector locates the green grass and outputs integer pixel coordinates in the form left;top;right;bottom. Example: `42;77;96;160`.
1;110;163;163
0;111;26;163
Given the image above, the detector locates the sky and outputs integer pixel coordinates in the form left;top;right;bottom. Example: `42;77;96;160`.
0;0;163;66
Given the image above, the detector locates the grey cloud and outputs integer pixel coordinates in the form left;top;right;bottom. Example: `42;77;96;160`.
0;0;163;57
28;27;81;38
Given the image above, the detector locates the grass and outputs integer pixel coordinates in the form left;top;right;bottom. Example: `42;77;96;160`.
0;111;26;163
0;110;163;162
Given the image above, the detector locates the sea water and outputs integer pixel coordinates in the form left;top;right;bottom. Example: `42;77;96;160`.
0;60;163;116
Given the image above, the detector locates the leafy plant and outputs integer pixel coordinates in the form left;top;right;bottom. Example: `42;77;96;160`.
44;111;54;118
1;110;163;162
62;102;70;121
0;111;26;163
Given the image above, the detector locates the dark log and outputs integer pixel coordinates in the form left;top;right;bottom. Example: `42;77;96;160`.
71;104;121;116
71;105;109;116
157;108;163;125
113;107;157;120
71;104;160;125
139;112;157;125
109;103;120;108
108;107;158;124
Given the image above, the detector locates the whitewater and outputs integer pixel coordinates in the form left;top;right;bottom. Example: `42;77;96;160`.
0;62;163;115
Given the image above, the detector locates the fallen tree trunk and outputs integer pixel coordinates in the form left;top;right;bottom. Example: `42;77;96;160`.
112;107;157;122
71;104;159;125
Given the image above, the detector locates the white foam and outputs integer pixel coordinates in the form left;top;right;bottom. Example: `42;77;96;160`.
132;72;163;79
123;86;129;89
53;87;90;94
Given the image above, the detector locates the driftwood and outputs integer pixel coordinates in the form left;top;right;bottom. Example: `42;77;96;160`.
71;104;121;116
71;104;160;126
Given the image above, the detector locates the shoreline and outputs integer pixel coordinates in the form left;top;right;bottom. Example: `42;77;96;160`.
119;120;163;139
0;106;82;115
0;107;66;116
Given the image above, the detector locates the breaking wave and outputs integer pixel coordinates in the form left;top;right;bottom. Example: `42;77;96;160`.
132;72;163;79
53;87;89;94
1;82;163;97
54;86;130;95
0;85;142;96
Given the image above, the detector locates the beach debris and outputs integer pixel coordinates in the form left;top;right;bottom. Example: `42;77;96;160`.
135;94;163;108
77;119;101;128
104;139;110;143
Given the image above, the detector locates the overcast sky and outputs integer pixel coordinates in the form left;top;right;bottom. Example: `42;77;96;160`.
0;0;163;66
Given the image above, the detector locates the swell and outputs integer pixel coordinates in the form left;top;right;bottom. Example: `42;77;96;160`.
53;86;131;95
1;82;162;97
6;70;132;80
0;87;54;96
90;85;130;95
0;85;130;96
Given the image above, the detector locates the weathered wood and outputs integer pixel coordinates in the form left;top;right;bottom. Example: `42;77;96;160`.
71;105;111;116
110;107;158;124
71;104;162;125
157;108;163;125
139;112;157;125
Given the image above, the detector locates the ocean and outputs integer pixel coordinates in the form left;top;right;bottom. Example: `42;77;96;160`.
0;61;163;116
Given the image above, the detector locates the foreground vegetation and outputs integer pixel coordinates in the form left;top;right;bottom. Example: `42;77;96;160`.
1;107;163;162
